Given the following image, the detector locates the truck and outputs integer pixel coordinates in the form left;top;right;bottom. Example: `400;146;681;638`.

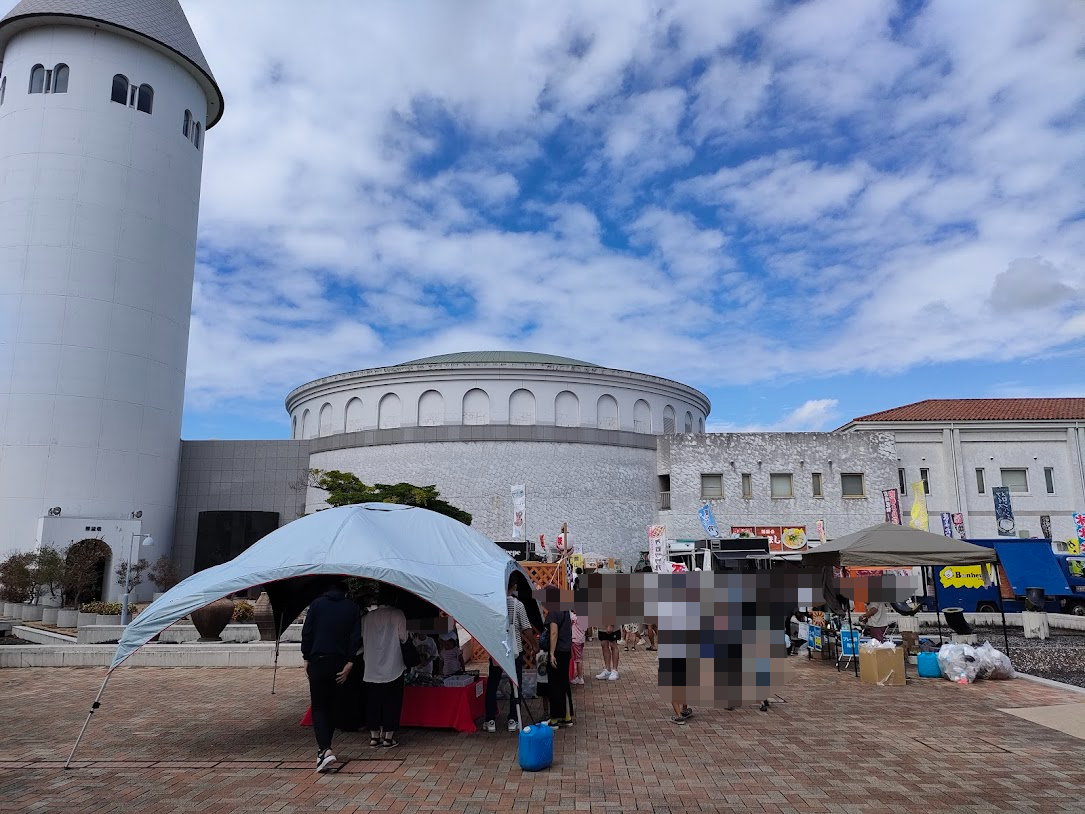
923;538;1085;615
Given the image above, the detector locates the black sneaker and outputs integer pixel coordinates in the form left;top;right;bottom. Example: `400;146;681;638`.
316;749;336;772
669;715;687;726
680;707;693;719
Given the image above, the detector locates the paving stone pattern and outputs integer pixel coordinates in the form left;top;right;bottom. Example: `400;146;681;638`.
1;651;1084;814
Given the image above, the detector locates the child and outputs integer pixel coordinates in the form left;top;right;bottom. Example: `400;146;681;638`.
439;632;465;676
571;610;586;684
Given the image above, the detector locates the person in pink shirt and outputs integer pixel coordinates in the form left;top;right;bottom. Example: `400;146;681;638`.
571;611;586;684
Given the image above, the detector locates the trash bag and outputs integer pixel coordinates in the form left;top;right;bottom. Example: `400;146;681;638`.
974;641;1015;680
937;642;980;684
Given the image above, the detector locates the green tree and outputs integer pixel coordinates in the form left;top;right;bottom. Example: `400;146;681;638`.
0;551;38;602
34;546;65;601
115;557;150;590
310;469;472;526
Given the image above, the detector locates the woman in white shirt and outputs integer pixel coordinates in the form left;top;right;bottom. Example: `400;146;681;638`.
362;594;408;749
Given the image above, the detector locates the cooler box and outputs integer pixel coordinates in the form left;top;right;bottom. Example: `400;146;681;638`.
917;651;942;678
518;724;553;771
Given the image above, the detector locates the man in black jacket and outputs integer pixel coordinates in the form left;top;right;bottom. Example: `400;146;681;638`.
301;581;362;772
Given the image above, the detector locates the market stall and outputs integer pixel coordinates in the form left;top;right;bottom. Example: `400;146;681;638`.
801;523;1005;679
66;503;540;765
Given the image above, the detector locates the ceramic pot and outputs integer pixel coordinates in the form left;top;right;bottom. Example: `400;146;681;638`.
253;592;277;641
191;598;235;642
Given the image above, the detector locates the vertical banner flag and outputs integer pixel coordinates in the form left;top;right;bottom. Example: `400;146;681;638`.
909;482;928;531
1040;515;1052;541
940;512;953;538
648;525;667;573
992;487;1015;536
511;485;526;541
952;513;966;539
698;502;720;538
816;519;826;545
882;489;902;524
1073;514;1085;554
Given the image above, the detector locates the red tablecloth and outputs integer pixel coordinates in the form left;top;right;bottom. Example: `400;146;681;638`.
300;678;488;734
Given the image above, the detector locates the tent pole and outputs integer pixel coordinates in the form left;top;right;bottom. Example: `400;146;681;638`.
993;565;1010;655
846;603;858;677
933;567;944;646
65;669;114;769
271;636;281;695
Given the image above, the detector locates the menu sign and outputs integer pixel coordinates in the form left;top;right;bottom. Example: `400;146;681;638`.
732;525;807;553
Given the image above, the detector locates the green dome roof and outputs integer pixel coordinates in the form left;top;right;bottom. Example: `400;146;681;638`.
399;351;598;367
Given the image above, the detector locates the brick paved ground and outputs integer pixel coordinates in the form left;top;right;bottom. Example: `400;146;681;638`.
2;649;1084;814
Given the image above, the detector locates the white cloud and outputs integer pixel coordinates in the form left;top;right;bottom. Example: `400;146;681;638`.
707;399;841;433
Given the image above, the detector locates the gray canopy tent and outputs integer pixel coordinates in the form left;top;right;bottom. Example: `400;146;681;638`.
802;523;1007;674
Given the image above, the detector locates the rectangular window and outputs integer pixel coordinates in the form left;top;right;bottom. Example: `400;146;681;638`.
841;473;865;498
741;473;753;499
919;468;930;495
811;472;823;498
1044;467;1055;495
976;468;986;494
1000;468;1029;493
700;474;723;499
770;473;793;498
898;468;907;496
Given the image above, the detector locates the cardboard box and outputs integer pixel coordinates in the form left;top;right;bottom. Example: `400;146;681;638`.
859;646;905;686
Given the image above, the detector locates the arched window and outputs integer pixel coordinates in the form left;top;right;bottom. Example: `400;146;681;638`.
194;122;202;149
0;77;6;106
684;411;694;433
183;109;192;137
136;84;153;114
52;64;69;93
110;74;128;104
29;64;45;94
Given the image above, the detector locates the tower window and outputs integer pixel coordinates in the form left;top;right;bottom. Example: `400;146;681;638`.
0;77;6;106
29;64;45;94
183;109;192;137
136;84;153;114
52;64;69;94
194;121;202;149
111;74;129;104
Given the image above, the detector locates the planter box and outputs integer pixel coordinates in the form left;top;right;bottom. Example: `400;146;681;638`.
2;602;16;617
42;607;60;625
76;612;97;628
56;609;79;628
96;614;122;626
152;592;166;601
22;605;44;621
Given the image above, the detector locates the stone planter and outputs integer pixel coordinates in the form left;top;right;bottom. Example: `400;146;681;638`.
42;607;60;625
56;609;79;628
22;604;44;621
96;614;122;626
2;602;17;617
253;592;278;641
191;598;235;642
152;592;166;601
76;612;97;628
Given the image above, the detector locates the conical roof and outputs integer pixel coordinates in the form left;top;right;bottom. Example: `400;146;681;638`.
0;0;223;126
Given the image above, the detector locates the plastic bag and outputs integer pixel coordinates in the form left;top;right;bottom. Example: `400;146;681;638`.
937;642;980;684
974;641;1015;680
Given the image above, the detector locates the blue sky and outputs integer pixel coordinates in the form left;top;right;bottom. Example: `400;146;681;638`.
25;0;1085;439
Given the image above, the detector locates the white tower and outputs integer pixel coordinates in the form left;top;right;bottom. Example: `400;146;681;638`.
0;0;223;599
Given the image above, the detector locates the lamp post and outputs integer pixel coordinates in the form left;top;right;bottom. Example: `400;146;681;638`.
121;533;154;626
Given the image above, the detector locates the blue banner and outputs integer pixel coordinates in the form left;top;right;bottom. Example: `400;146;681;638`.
992;487;1015;537
698;502;720;538
940;512;953;538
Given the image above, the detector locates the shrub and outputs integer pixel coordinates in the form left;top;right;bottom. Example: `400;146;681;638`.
80;601;104;614
232;601;254;623
0;551;38;602
80;601;129;616
149;555;181;592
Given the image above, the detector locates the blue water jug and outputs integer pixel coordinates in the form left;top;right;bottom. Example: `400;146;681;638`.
518;724;553;771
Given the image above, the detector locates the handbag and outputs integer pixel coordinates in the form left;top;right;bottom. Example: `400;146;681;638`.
401;638;421;669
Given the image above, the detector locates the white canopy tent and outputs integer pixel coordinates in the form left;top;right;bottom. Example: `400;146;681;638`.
67;503;531;766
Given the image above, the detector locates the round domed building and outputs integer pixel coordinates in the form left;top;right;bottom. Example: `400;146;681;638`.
287;351;710;565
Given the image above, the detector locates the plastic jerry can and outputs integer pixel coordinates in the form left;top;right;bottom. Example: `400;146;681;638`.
916;651;942;678
518;724;553;771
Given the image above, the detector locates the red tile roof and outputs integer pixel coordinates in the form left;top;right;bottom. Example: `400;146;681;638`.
852;398;1085;423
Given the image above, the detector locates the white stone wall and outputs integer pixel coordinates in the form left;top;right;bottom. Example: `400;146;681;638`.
0;25;210;560
659;432;897;542
287;364;709;440
307;441;658;568
887;425;1085;541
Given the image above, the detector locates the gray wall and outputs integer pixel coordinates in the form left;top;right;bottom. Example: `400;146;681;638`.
174;440;311;577
658;432;897;542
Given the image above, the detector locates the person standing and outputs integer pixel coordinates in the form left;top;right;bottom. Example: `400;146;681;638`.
301;581;362;772
484;578;534;732
596;624;621;680
361;589;408;749
859;600;890;641
570;610;586;684
545;600;574;727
